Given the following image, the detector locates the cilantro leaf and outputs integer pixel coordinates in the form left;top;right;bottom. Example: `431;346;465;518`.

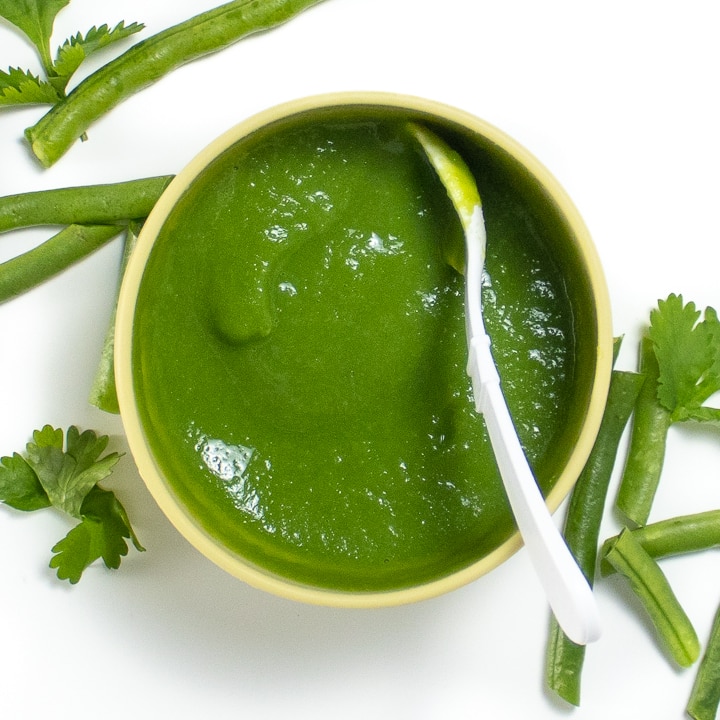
648;294;720;421
50;486;144;584
0;452;51;511
49;515;105;584
49;42;84;90
82;484;144;555
0;66;60;105
0;0;71;73
52;21;144;93
56;21;145;68
25;425;122;518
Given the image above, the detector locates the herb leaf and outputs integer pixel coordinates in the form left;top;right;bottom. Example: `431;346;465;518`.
49;515;104;584
53;22;144;92
0;0;71;73
0;67;60;106
50;486;144;584
25;425;122;518
648;294;720;421
59;22;145;62
0;452;51;511
50;43;84;89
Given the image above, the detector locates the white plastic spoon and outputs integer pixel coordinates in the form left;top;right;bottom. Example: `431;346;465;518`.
409;123;601;645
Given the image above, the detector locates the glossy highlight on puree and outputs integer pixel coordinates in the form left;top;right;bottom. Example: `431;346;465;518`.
115;93;612;607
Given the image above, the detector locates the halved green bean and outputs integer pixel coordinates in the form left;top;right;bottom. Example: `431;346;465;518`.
616;335;673;526
89;221;142;414
545;367;644;706
600;510;720;575
25;0;326;167
687;601;720;720
0;176;173;233
603;528;699;668
0;224;122;302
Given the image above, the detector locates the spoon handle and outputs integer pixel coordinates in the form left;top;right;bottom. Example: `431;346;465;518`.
407;124;601;643
470;335;602;646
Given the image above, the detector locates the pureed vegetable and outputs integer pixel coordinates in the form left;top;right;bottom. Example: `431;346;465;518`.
130;107;590;593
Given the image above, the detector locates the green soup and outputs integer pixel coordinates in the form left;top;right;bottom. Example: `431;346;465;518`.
133;110;582;592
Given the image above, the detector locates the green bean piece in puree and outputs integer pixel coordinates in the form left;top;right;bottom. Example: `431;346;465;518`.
133;113;578;592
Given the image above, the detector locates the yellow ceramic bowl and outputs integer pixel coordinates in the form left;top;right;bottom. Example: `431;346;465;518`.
115;92;613;608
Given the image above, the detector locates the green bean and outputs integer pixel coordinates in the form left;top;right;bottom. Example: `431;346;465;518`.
687;601;720;720
600;510;720;575
25;0;327;167
89;221;142;414
616;335;673;526
0;224;122;302
545;367;644;706
603;528;699;668
0;177;173;233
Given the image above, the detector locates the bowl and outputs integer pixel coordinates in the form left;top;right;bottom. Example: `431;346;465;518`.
115;92;613;607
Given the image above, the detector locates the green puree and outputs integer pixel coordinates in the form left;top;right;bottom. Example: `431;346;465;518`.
133;113;576;592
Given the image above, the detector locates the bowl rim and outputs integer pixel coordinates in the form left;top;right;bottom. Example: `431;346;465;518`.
115;91;614;608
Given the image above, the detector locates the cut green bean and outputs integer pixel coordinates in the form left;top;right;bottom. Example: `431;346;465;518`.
687;601;720;720
0;176;173;233
601;510;720;575
89;221;142;414
545;366;644;706
0;224;122;302
603;528;699;668
25;0;326;167
616;335;673;526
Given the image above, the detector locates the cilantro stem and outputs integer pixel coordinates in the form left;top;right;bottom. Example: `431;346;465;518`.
0;176;173;233
687;601;720;720
24;0;326;167
545;367;644;706
600;510;720;574
603;528;700;668
615;336;672;526
0;223;121;302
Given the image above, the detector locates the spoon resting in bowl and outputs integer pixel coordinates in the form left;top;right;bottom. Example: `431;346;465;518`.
408;122;601;646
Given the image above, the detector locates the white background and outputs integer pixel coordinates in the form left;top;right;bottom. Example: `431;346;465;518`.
2;1;720;718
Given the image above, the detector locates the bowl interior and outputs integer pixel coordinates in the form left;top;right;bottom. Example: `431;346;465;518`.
116;93;613;607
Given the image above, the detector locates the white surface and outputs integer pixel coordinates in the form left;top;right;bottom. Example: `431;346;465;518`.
2;1;720;718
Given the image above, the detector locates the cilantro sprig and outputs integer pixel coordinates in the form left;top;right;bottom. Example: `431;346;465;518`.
0;0;143;106
617;293;720;526
0;425;144;583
